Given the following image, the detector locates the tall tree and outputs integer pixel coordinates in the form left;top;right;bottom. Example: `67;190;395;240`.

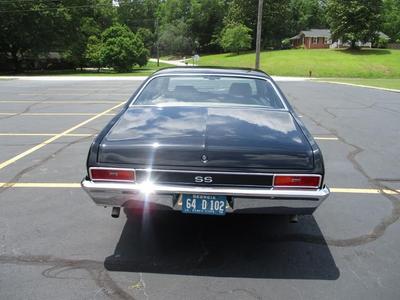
382;0;400;41
289;0;328;34
225;0;292;49
327;0;383;48
117;0;159;32
158;20;193;55
0;0;117;71
158;0;226;53
262;0;292;48
62;0;117;69
188;0;226;52
0;0;70;71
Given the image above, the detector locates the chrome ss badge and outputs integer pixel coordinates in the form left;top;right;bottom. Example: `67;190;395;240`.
195;176;213;183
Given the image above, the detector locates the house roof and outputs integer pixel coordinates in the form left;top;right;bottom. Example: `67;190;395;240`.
290;29;331;40
290;29;389;42
378;32;390;39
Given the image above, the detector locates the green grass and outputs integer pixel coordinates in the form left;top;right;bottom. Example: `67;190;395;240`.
315;78;400;90
1;61;172;76
199;49;400;78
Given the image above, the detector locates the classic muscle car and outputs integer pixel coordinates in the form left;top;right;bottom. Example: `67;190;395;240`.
82;67;329;218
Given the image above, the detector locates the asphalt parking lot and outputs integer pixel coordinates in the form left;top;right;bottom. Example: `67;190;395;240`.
0;77;399;300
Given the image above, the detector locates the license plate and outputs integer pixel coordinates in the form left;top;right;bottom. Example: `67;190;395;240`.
181;194;227;216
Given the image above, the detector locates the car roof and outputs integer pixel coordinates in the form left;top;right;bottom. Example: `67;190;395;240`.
152;67;271;79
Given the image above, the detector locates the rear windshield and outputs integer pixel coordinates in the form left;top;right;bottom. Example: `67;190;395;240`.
133;75;285;109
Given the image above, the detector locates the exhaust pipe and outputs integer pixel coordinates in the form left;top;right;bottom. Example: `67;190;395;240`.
111;207;120;218
289;214;298;223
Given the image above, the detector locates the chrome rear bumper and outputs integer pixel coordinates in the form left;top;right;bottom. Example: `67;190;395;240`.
81;179;330;214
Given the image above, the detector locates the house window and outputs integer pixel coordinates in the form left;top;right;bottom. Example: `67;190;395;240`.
312;37;318;44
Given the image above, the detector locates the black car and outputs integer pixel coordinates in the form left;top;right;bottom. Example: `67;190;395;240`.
82;67;329;218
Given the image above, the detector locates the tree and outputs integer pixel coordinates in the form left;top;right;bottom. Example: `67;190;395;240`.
0;0;119;71
99;24;148;72
382;0;400;42
219;23;252;54
289;0;328;33
158;21;193;55
225;0;293;49
158;0;226;53
187;0;226;52
85;36;103;70
117;0;159;32
62;0;117;69
223;1;245;26
63;17;101;70
137;27;155;51
0;0;69;71
327;0;384;49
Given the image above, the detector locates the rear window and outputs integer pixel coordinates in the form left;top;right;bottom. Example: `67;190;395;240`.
133;75;285;109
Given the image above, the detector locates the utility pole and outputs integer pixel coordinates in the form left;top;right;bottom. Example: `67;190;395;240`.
255;0;264;69
155;18;160;67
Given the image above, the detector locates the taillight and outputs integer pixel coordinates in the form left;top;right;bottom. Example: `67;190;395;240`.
90;168;135;182
273;175;321;188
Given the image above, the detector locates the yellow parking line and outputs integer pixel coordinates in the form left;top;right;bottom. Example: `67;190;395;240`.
47;88;118;91
0;112;116;116
0;183;81;188
0;184;398;195
0;101;121;104
0;102;124;170
0;133;93;137
18;91;131;97
330;188;399;195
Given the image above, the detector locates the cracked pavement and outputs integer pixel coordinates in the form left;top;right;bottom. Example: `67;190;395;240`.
0;79;399;299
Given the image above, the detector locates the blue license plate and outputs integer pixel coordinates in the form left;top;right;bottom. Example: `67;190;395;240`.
182;194;227;216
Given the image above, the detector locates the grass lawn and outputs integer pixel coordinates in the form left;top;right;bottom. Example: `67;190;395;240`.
199;49;400;78
0;61;172;76
315;78;400;90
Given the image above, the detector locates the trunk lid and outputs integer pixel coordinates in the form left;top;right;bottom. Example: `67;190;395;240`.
98;106;314;170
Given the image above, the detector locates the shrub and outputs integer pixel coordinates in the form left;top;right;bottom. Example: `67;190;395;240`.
281;38;292;50
86;24;149;73
85;36;103;70
219;23;252;54
375;36;389;48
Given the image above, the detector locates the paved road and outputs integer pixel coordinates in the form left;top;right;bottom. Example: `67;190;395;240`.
0;78;399;300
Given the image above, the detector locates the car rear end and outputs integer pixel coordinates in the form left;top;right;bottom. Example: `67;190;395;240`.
81;68;329;217
82;168;329;216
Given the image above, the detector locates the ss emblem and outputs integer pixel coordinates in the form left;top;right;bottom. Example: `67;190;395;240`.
195;176;213;183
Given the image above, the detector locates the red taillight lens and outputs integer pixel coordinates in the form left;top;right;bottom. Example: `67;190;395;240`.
90;168;135;182
274;175;320;188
